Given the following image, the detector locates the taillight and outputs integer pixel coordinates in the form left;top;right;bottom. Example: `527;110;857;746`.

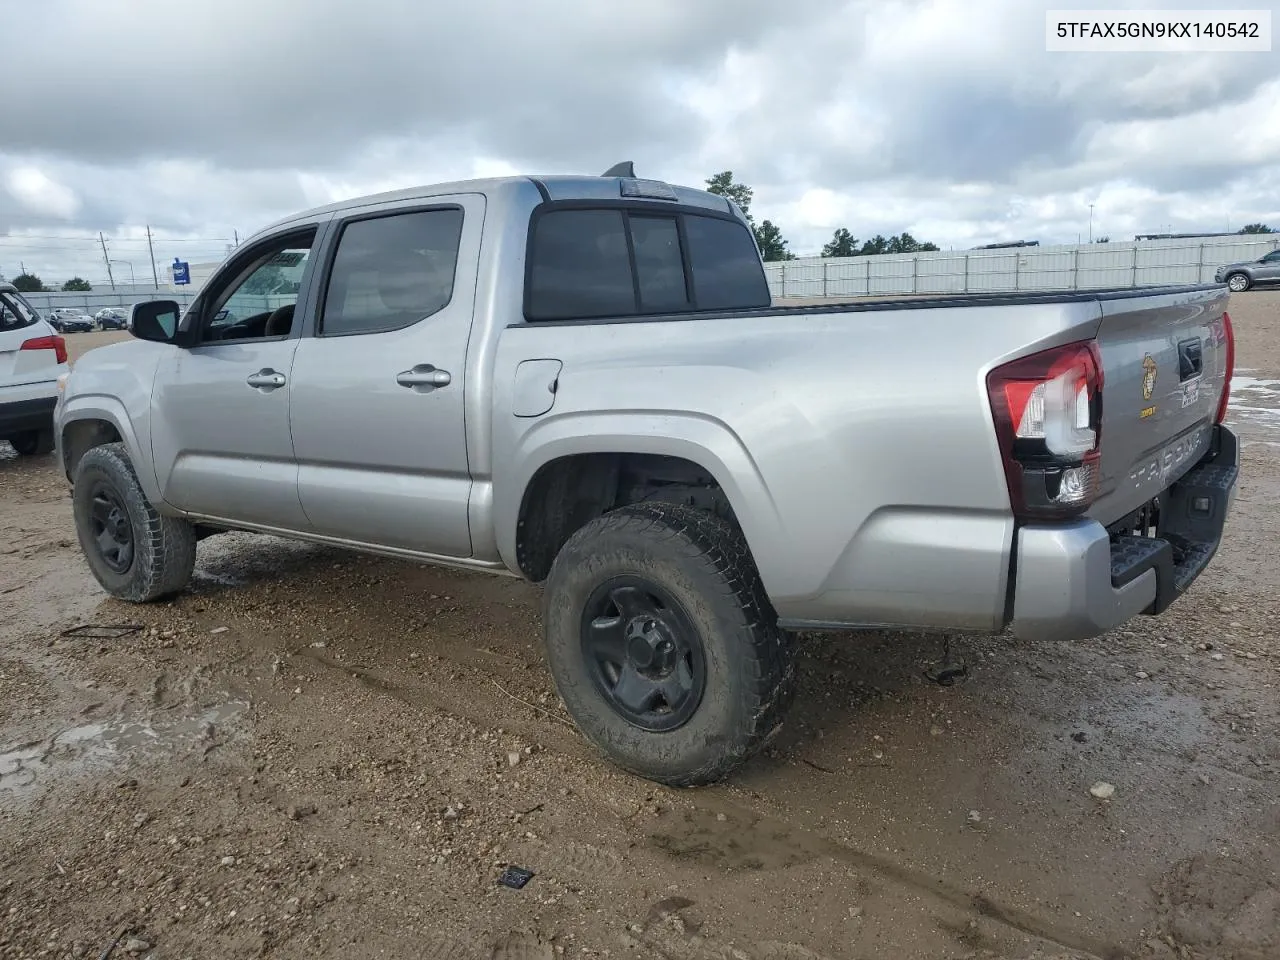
987;340;1104;521
20;334;68;365
1215;311;1234;424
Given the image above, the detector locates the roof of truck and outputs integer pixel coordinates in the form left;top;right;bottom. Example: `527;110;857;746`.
254;173;738;243
0;282;17;294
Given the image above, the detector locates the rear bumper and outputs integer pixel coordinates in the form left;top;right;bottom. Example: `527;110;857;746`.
1010;424;1239;642
0;395;58;435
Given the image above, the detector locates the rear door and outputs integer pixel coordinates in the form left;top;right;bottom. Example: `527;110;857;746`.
288;195;482;557
1089;286;1228;526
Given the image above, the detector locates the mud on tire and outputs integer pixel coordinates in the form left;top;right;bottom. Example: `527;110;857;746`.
542;501;795;787
72;442;196;602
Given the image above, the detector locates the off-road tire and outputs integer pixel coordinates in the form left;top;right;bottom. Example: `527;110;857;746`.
8;429;54;456
72;442;196;602
1226;272;1252;293
542;501;795;787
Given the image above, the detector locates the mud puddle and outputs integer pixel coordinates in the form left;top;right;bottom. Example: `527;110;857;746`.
0;699;249;803
1229;372;1280;434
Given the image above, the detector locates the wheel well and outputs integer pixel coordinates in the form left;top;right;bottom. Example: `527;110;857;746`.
61;419;122;479
516;453;737;581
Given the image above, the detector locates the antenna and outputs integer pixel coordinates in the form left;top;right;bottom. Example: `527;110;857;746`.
601;161;635;178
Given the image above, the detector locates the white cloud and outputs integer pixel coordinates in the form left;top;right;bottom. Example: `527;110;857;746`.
5;167;79;219
0;0;1278;278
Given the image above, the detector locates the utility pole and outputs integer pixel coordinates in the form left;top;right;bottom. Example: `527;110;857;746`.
146;225;160;289
1088;204;1095;243
234;230;239;247
99;233;116;291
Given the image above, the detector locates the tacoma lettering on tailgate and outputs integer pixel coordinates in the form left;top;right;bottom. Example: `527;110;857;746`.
1128;427;1209;491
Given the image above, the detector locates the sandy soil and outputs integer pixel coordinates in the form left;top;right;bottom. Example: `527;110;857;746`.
3;296;1280;960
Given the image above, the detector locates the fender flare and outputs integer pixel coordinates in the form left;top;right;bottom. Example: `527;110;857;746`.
495;410;785;585
57;397;162;504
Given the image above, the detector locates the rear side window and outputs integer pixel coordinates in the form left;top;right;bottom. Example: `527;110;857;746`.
322;207;464;337
525;207;767;321
0;293;39;333
526;210;635;320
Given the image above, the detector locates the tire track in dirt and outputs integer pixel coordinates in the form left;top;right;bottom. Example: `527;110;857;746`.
293;642;1118;958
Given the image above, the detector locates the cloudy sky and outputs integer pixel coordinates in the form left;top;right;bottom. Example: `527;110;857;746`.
2;0;1278;286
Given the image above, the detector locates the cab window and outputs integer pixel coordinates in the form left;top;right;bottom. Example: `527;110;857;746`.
199;230;317;343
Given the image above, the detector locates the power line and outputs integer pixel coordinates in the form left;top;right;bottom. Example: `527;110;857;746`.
0;235;232;243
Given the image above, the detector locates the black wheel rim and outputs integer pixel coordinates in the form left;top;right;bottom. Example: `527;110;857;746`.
87;480;134;574
580;577;707;732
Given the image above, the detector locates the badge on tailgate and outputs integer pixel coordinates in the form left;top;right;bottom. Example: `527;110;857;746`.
1140;353;1158;418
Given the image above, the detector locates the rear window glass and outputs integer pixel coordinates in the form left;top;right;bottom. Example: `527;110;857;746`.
0;293;39;333
526;207;768;321
684;216;772;310
631;216;689;311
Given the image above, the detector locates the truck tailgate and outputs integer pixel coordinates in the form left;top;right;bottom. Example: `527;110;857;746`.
1089;286;1230;526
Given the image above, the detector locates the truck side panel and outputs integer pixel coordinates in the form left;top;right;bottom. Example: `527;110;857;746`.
489;299;1107;630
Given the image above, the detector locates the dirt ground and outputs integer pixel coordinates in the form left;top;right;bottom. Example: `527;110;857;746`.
3;295;1279;960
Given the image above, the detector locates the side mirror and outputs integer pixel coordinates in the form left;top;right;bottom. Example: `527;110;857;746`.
129;300;181;342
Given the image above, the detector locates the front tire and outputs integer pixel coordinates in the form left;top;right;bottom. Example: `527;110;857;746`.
1226;272;1252;293
8;429;54;456
542;502;795;787
72;443;196;602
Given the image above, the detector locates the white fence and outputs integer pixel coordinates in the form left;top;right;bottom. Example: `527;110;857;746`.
17;290;301;320
765;235;1280;299
19;289;200;315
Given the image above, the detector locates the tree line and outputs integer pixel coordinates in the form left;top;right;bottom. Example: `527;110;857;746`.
7;272;92;292
704;170;939;262
704;170;1278;261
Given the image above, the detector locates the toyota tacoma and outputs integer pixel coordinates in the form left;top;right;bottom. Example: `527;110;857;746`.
54;167;1240;785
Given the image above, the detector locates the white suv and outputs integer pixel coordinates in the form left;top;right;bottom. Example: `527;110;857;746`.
1;282;68;455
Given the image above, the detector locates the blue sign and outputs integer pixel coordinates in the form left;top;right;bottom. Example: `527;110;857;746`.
172;258;191;285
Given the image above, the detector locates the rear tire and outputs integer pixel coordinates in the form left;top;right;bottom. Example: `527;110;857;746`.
542;501;795;787
8;429;54;456
72;442;196;602
1226;272;1251;293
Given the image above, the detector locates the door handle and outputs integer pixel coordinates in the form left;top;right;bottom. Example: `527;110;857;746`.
1177;338;1203;381
246;369;287;390
396;364;452;390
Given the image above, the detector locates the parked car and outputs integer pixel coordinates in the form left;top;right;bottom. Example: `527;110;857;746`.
1;282;68;456
1214;248;1280;291
95;307;129;330
47;308;95;333
53;168;1240;786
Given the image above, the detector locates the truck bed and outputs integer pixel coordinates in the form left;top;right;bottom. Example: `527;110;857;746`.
494;282;1230;632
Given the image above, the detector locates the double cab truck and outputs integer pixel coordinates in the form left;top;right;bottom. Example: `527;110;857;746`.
54;166;1240;785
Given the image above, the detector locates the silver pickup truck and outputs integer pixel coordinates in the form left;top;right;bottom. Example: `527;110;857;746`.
55;167;1240;786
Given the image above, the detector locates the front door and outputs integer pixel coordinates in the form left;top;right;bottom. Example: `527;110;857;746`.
149;225;325;531
289;197;482;557
1257;249;1280;283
